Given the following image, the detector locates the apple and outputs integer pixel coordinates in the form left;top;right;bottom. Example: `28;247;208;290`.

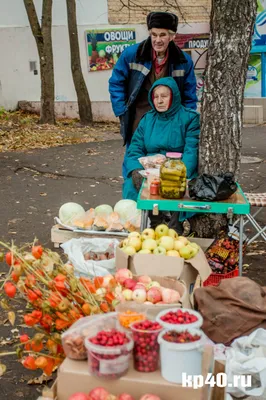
159;236;174;251
122;246;136;256
142;238;157;251
122;238;129;247
147;281;161;289
190;242;200;255
128;237;142;251
115;269;133;284
138;249;152;254
168;229;179;239
123;278;137;290
134;282;147;290
161;288;181;303
178;236;189;245
155;224;169;239
153;246;167;255
138;275;152;285
122;289;133;301
128;231;141;240
132;288;147;304
141;228;155;240
166;250;180;257
179;244;195;260
174;239;185;251
147;287;162;304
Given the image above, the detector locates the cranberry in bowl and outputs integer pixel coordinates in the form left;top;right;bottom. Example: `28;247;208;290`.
156;307;203;330
85;328;133;379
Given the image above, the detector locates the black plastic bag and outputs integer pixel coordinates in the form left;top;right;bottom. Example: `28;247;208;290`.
188;172;237;202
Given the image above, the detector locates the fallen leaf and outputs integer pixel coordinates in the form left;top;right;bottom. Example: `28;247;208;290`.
8;311;16;326
27;374;53;385
40;192;47;197
0;363;7;376
0;299;10;310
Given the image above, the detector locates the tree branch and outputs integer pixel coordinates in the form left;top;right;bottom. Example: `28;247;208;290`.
23;0;43;46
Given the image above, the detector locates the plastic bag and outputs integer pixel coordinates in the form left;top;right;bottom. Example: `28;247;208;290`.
138;154;166;169
226;328;266;397
61;238;120;277
61;315;104;360
188;172;237;202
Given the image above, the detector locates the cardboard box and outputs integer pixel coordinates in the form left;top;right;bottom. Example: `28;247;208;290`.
116;238;212;308
57;345;215;400
118;276;187;319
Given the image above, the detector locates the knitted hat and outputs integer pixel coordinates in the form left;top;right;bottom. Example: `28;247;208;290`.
147;12;178;32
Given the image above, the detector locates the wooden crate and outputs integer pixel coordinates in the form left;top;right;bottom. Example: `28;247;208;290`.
51;224;127;248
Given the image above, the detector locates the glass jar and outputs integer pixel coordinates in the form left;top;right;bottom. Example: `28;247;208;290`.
160;152;186;199
150;179;160;195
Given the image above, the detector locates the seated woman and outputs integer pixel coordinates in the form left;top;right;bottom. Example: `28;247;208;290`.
123;76;200;232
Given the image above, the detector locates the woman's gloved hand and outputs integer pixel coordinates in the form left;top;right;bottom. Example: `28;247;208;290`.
132;169;144;192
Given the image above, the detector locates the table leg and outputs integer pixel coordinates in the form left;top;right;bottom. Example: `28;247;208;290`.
239;215;244;276
140;210;149;231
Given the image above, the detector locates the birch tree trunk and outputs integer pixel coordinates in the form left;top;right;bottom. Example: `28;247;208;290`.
23;0;55;124
199;0;257;177
66;0;93;125
189;0;257;237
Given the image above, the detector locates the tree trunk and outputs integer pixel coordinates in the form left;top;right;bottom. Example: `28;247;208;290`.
23;0;55;124
189;0;257;238
66;0;93;125
199;0;257;177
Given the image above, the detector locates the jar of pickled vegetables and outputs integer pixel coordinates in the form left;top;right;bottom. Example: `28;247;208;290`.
160;152;186;199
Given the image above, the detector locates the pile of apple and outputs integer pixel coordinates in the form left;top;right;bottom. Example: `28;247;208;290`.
114;270;181;305
120;224;200;260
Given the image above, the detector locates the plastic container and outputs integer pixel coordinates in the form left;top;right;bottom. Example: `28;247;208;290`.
116;303;147;330
158;327;204;384
156;308;203;330
61;314;104;360
130;320;163;373
160;152;186;199
203;268;239;287
84;313;134;379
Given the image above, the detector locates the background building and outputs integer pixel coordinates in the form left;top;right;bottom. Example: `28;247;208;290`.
0;0;265;122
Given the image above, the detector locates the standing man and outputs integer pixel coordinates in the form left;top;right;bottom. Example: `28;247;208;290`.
109;11;198;148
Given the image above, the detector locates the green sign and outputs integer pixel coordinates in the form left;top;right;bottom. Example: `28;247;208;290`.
86;29;136;72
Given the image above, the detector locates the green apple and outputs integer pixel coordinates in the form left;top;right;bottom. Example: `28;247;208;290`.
174;239;185;251
178;236;189;245
168;229;179;239
155;224;169;238
122;246;136;256
141;228;155;241
190;242;200;251
153;246;167;255
122;238;129;247
128;231;141;240
159;236;174;251
147;281;161;289
167;250;180;257
128;237;142;251
179;244;194;260
142;238;157;251
138;249;151;254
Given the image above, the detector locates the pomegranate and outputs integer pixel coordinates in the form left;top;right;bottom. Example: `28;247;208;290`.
161;288;180;304
89;387;109;400
115;269;133;284
68;393;91;400
146;287;162;304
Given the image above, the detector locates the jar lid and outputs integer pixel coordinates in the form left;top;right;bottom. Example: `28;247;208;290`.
166;152;182;158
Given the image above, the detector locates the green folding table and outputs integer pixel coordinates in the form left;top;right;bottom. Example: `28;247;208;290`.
137;182;250;276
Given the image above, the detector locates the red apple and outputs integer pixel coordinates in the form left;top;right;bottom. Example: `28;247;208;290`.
123;278;137;290
147;287;162;304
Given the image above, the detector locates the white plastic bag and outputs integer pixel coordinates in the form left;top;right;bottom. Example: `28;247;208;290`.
226;328;266;397
61;237;120;277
